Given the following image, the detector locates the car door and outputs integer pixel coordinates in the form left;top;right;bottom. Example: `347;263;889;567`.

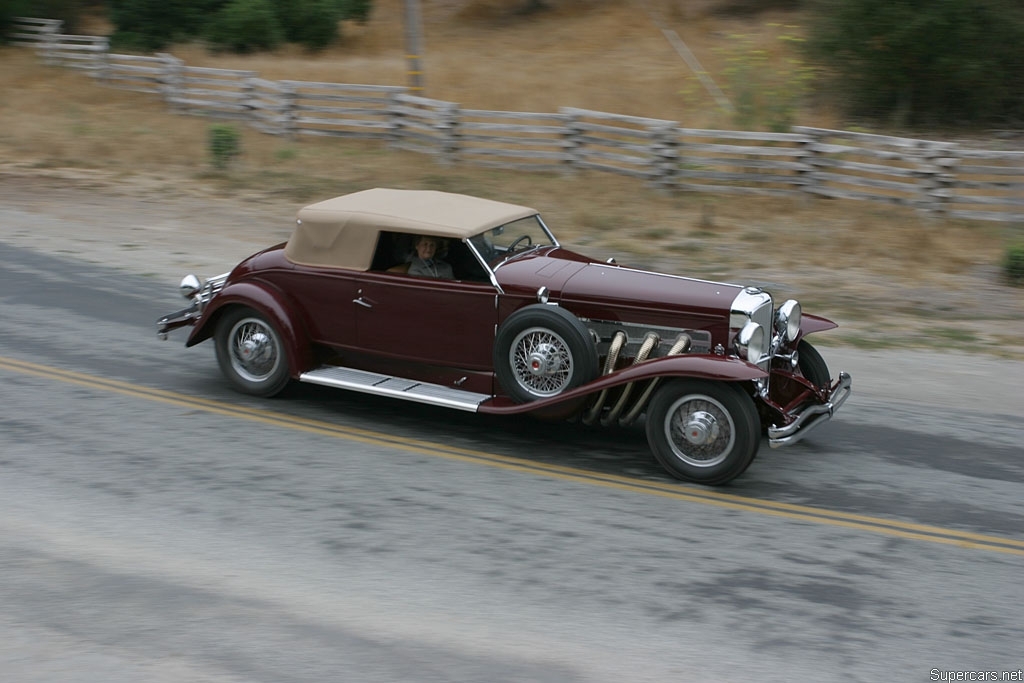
273;265;359;349
353;271;497;370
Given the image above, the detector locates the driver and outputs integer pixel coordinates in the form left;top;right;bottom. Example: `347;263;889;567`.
408;235;454;279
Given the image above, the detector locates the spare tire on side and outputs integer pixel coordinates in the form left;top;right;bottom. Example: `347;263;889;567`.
494;304;599;403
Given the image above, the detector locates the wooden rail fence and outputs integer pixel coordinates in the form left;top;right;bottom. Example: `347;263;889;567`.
11;17;1024;222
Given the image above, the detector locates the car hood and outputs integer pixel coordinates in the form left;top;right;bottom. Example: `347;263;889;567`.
560;263;743;328
495;249;743;330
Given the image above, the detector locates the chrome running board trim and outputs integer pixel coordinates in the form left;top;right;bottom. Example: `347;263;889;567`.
299;366;490;412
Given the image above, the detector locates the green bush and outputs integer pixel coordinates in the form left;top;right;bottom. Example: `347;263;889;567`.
110;0;227;51
207;0;283;53
806;0;1024;126
274;0;341;51
208;124;241;169
0;0;84;38
1005;244;1024;286
346;0;371;22
106;0;372;52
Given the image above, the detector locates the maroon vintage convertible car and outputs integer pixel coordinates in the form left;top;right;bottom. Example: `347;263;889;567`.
157;188;850;485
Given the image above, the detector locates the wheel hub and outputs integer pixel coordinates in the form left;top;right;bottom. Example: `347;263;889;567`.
682;410;720;445
527;343;563;377
240;332;271;364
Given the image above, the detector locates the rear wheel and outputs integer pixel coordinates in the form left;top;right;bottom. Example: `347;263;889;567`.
646;379;760;485
215;307;290;397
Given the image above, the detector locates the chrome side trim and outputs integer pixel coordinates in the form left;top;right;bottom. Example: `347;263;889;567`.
767;372;852;448
585;263;739;289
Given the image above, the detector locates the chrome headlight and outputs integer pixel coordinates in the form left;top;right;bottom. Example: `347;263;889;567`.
775;299;802;343
179;274;201;300
736;321;767;362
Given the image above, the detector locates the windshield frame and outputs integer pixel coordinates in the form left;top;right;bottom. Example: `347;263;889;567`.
464;215;559;292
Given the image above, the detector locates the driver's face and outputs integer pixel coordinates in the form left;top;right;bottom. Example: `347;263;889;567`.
416;237;438;260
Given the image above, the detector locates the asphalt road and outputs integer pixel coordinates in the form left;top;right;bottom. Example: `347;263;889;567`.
1;240;1022;683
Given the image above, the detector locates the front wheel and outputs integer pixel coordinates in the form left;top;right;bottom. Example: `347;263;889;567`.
797;339;831;390
645;379;760;485
215;307;291;397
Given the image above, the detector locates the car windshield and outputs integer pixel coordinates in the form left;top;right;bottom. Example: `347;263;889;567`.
468;215;556;268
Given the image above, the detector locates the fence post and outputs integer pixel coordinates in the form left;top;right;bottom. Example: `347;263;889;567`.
388;91;406;149
240;76;255;126
648;123;679;192
95;37;111;81
157;53;184;111
440;102;460;165
795;126;823;203
39;25;59;65
560;107;581;175
920;143;958;219
281;83;297;139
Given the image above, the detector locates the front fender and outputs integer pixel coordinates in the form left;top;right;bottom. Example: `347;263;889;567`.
799;312;838;337
186;280;312;378
480;354;765;415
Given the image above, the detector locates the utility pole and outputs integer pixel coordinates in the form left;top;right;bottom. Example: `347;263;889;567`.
404;0;424;93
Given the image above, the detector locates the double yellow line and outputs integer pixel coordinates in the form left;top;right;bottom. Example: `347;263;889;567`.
3;354;1023;557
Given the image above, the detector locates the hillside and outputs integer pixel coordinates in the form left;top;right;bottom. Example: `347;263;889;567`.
79;0;822;130
2;2;1023;357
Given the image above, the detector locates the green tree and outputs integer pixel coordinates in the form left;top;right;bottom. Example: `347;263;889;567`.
110;0;228;50
272;0;371;51
206;0;282;52
105;0;372;52
1;0;84;36
806;0;1024;126
274;0;340;50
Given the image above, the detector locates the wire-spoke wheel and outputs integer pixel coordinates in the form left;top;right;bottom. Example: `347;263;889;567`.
494;305;598;403
215;307;290;397
646;379;759;485
509;326;574;397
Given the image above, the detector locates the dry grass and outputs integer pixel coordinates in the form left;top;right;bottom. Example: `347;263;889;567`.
1;0;1022;356
74;0;826;127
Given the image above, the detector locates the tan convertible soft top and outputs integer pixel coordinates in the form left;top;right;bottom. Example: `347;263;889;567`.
285;188;538;270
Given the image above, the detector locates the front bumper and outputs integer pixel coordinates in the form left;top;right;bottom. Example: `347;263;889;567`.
156;302;201;339
155;272;229;340
767;371;852;448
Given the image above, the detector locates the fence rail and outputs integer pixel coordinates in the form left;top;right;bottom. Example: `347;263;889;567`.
10;18;1023;222
9;16;60;46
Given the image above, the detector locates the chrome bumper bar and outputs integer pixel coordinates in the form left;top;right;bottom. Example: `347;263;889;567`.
155;272;229;340
156;302;200;339
767;371;852;448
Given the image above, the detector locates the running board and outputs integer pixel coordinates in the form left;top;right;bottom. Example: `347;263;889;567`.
299;366;491;412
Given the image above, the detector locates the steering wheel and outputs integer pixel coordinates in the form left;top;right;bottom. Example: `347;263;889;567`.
507;234;533;253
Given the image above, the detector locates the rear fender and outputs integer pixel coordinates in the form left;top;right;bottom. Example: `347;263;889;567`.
186;281;312;377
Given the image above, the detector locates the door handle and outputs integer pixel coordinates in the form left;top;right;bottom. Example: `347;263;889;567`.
353;297;373;309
